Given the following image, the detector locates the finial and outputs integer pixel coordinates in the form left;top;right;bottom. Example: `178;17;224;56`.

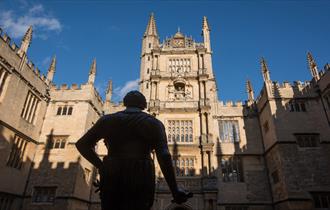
307;52;320;80
106;80;113;102
261;57;271;82
48;56;56;72
202;16;210;30
46;55;56;84
106;80;113;93
20;25;33;54
89;58;96;74
178;26;180;32
144;12;158;37
88;58;96;84
246;79;254;101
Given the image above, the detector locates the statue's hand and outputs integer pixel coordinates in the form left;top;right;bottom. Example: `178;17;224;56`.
172;188;193;204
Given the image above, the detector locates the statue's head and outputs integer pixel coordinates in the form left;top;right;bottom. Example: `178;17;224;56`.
123;90;147;110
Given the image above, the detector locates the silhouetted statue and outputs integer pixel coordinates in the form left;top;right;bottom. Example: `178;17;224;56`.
76;91;192;210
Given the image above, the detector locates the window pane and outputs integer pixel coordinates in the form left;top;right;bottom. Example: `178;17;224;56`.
62;106;67;115
67;107;73;115
56;107;62;115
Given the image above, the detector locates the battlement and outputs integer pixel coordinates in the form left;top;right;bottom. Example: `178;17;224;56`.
50;83;103;104
0;27;48;84
50;84;82;91
0;28;22;56
219;100;244;107
273;80;312;90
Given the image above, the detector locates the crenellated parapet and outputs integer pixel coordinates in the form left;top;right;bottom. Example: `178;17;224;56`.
219;100;244;107
49;83;104;115
0;28;49;86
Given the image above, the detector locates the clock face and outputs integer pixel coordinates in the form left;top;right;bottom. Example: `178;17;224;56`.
172;38;185;48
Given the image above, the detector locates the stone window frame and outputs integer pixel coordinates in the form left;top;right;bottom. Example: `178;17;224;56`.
221;155;244;183
0;192;15;210
56;105;73;116
218;119;241;143
168;57;192;73
0;63;10;101
294;133;320;148
288;99;307;112
311;192;330;209
32;186;57;204
172;156;196;177
21;90;40;124
47;135;68;149
165;119;194;144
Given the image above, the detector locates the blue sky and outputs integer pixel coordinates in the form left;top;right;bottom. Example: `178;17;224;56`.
1;0;330;102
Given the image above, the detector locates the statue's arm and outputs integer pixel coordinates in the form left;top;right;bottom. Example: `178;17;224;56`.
75;116;106;170
153;121;179;197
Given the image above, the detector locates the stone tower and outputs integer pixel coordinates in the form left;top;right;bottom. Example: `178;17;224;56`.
140;14;219;210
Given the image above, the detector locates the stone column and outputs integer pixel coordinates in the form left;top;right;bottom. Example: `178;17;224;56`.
155;82;158;99
198;54;202;69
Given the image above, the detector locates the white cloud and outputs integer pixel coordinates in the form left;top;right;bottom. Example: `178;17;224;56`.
114;79;139;100
0;3;62;39
29;4;44;14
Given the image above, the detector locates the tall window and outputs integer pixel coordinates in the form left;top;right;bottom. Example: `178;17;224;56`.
221;156;244;182
7;135;27;169
295;134;319;147
21;91;39;123
166;120;193;143
32;186;56;203
0;193;14;210
311;192;330;209
0;65;9;97
56;106;73;116
218;120;240;143
289;101;307;112
47;135;68;149
172;157;195;176
168;58;191;72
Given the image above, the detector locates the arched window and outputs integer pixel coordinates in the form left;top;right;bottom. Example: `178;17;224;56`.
62;106;68;115
56;107;62;115
67;107;73;115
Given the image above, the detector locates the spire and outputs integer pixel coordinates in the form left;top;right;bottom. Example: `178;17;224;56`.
20;25;33;54
202;16;211;52
261;57;271;82
144;13;158;37
88;59;96;84
202;16;210;31
106;80;113;102
46;56;56;84
246;79;255;101
307;52;320;81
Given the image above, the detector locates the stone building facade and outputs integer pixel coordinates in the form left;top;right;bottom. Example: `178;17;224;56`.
0;14;329;210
